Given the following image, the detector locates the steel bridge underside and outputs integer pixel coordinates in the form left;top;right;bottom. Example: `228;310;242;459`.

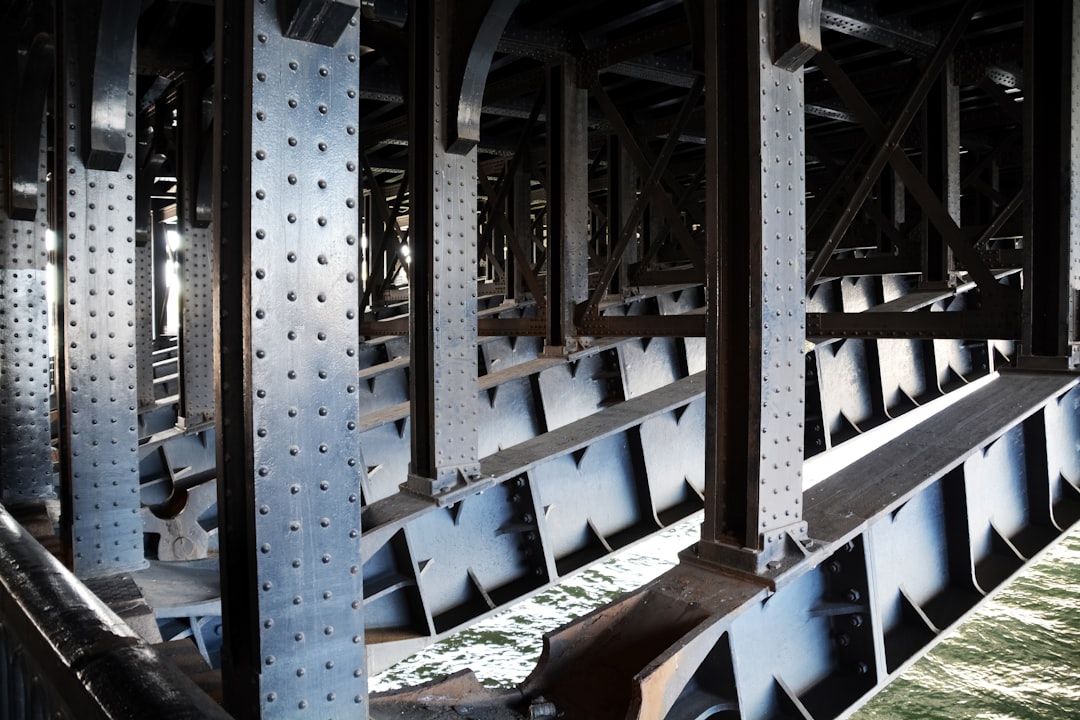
0;0;1079;719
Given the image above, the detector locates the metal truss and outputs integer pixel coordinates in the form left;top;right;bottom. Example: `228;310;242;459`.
0;0;1077;719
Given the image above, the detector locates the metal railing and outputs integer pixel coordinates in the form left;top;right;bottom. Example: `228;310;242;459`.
0;503;231;720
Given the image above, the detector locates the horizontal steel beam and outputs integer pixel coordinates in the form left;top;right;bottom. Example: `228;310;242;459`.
820;1;940;56
360;327;709;670
808;308;1021;339
370;371;1078;718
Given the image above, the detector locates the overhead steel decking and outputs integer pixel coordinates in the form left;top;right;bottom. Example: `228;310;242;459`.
0;0;1078;719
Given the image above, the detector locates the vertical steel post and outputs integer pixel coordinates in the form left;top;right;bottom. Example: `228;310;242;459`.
135;240;155;409
508;162;532;301
405;0;482;498
698;0;809;573
922;59;959;287
365;191;386;306
152;210;171;335
891;170;906;244
876;170;904;254
544;59;589;354
214;1;366;717
645;206;664;262
55;0;145;577
178;76;214;425
609;136;639;293
1023;0;1080;365
0;97;53;507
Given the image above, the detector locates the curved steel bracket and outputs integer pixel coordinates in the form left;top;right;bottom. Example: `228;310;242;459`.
194;126;215;227
446;0;522;154
773;0;823;71
86;0;138;171
9;33;54;221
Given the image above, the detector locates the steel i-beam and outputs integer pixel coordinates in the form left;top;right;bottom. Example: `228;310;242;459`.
178;75;215;426
214;1;366;717
544;58;589;353
922;57;960;287
55;0;145;577
405;0;483;499
697;0;809;572
608;136;640;294
508;161;532;300
520;372;1080;720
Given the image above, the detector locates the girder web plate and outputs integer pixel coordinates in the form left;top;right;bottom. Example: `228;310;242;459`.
358;278;1002;673
510;372;1080;720
362;306;710;671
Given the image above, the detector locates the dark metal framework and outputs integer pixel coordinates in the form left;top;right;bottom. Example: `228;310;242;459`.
0;0;1077;719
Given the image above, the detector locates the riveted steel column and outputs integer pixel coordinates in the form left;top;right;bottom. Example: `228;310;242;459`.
135;240;155;409
178;76;214;425
214;1;365;717
544;59;589;353
1023;0;1080;365
405;0;481;497
0;100;53;507
55;1;145;577
922;58;959;287
152;212;170;335
179;225;215;422
698;0;808;573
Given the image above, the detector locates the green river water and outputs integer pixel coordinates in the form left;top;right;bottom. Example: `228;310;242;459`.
371;517;1080;719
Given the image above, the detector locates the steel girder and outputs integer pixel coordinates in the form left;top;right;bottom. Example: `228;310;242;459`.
366;1;1074;718
100;271;995;676
177;74;215;427
213;1;367;716
355;286;1004;676
404;0;485;500
364;371;1080;717
695;0;808;570
0;0;1075;719
510;371;1080;720
55;0;146;578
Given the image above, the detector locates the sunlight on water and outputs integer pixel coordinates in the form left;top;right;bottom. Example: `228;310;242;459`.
373;520;1080;720
370;515;700;692
854;530;1080;720
372;372;1079;716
